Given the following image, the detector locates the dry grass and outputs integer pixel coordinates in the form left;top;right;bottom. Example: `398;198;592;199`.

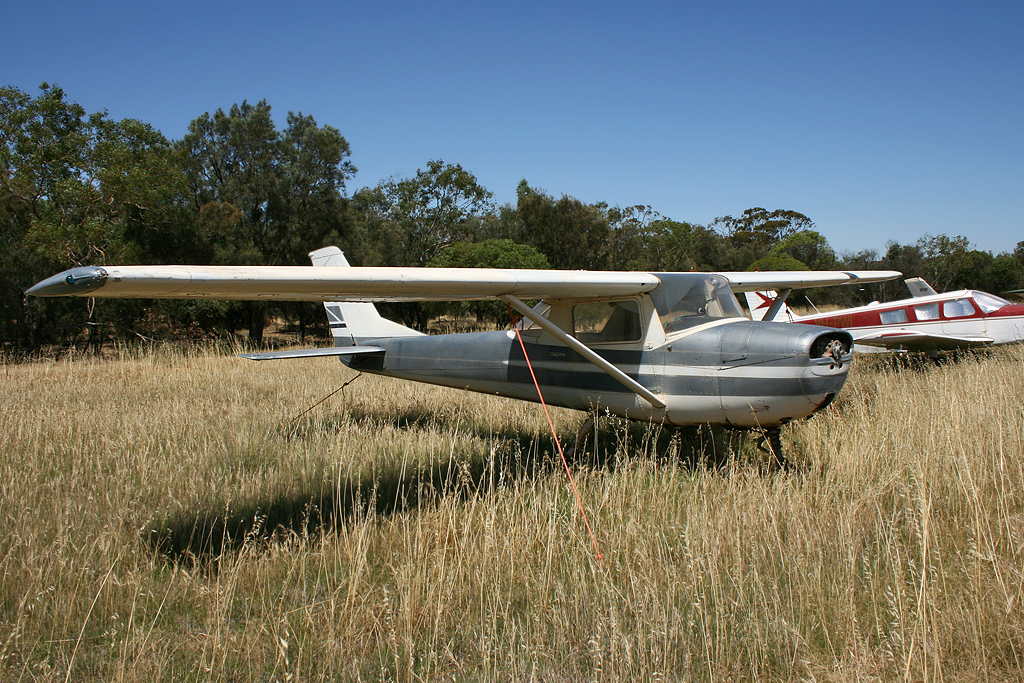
1;344;1022;681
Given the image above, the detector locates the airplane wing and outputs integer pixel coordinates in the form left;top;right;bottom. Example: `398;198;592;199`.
28;264;901;302
27;264;662;302
853;329;993;351
717;270;902;293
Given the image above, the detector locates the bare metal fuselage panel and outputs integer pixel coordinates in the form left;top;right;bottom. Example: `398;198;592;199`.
342;319;847;429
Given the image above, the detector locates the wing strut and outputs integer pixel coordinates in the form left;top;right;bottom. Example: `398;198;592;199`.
761;288;792;321
500;295;667;411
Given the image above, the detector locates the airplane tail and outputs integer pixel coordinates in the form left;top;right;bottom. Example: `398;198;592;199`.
309;247;423;346
904;277;938;298
743;290;801;322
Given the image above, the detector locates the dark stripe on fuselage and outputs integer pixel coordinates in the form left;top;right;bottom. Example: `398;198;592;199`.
506;341;648;394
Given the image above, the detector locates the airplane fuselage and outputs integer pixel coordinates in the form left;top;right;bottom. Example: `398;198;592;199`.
342;318;851;429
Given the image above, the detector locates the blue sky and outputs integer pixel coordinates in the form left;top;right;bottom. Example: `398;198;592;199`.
4;1;1022;257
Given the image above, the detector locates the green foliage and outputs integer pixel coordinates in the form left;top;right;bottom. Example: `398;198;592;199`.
605;205;664;271
836;233;1024;305
2;83;183;267
428;238;550;270
426;239;550;324
767;230;838;270
712;207;814;264
177;100;355;340
747;253;809;272
346;161;494;330
603;206;733;273
1;83;186;346
350;160;493;269
916;233;973;292
179;100;354;267
515;180;610;270
985;255;1024;294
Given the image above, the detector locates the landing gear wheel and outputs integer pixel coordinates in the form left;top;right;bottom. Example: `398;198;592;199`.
756;427;789;473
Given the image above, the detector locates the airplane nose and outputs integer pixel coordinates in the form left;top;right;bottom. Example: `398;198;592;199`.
808;330;852;369
716;322;854;427
800;328;853;412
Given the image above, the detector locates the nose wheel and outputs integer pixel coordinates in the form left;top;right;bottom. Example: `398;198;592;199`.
756;427;789;472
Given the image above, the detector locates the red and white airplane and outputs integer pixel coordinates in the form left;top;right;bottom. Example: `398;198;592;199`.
745;278;1024;356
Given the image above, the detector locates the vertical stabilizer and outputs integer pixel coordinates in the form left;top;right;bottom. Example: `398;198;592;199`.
309;247;423;346
905;278;938;298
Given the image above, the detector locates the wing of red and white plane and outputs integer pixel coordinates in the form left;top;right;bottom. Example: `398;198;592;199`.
716;270;901;293
852;330;993;350
27;263;901;302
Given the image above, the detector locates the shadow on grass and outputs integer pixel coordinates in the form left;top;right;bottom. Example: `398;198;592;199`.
144;411;752;566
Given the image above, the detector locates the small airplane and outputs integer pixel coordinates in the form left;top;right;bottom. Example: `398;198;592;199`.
28;248;900;466
744;277;1024;357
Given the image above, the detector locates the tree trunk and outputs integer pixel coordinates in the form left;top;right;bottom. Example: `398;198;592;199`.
248;302;265;343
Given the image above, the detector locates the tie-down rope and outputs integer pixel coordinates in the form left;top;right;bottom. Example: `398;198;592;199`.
509;309;602;563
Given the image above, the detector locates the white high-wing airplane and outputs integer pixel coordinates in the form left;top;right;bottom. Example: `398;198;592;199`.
744;277;1024;357
28;248;900;466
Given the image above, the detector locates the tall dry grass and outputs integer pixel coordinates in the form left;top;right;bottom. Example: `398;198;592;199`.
1;344;1022;681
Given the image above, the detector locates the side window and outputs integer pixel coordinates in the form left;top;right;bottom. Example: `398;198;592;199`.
943;298;976;318
574;300;642;343
879;308;910;325
914;303;939;321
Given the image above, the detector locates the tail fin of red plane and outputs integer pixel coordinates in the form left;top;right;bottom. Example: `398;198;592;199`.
743;290;800;322
904;277;938;298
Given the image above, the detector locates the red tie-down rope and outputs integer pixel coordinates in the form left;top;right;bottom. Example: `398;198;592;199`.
508;308;602;563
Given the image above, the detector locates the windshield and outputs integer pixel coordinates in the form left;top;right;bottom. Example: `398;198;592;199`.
972;291;1011;314
650;273;745;333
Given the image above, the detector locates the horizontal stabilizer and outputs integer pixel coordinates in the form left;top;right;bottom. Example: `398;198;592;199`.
238;346;384;361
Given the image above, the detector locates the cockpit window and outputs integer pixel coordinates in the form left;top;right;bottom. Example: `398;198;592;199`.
973;291;1011;314
573;299;643;343
650;273;745;334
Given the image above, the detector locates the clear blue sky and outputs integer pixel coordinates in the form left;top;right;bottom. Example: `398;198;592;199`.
4;1;1022;257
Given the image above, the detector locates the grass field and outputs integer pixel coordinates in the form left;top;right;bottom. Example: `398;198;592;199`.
1;343;1022;681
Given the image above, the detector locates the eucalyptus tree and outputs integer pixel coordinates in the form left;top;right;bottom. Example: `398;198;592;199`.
712;207;814;269
177;101;355;340
348;160;493;329
352;159;494;268
426;238;550;324
1;83;184;346
514;180;609;270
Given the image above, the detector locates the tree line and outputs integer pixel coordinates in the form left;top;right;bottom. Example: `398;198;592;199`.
3;84;1023;348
